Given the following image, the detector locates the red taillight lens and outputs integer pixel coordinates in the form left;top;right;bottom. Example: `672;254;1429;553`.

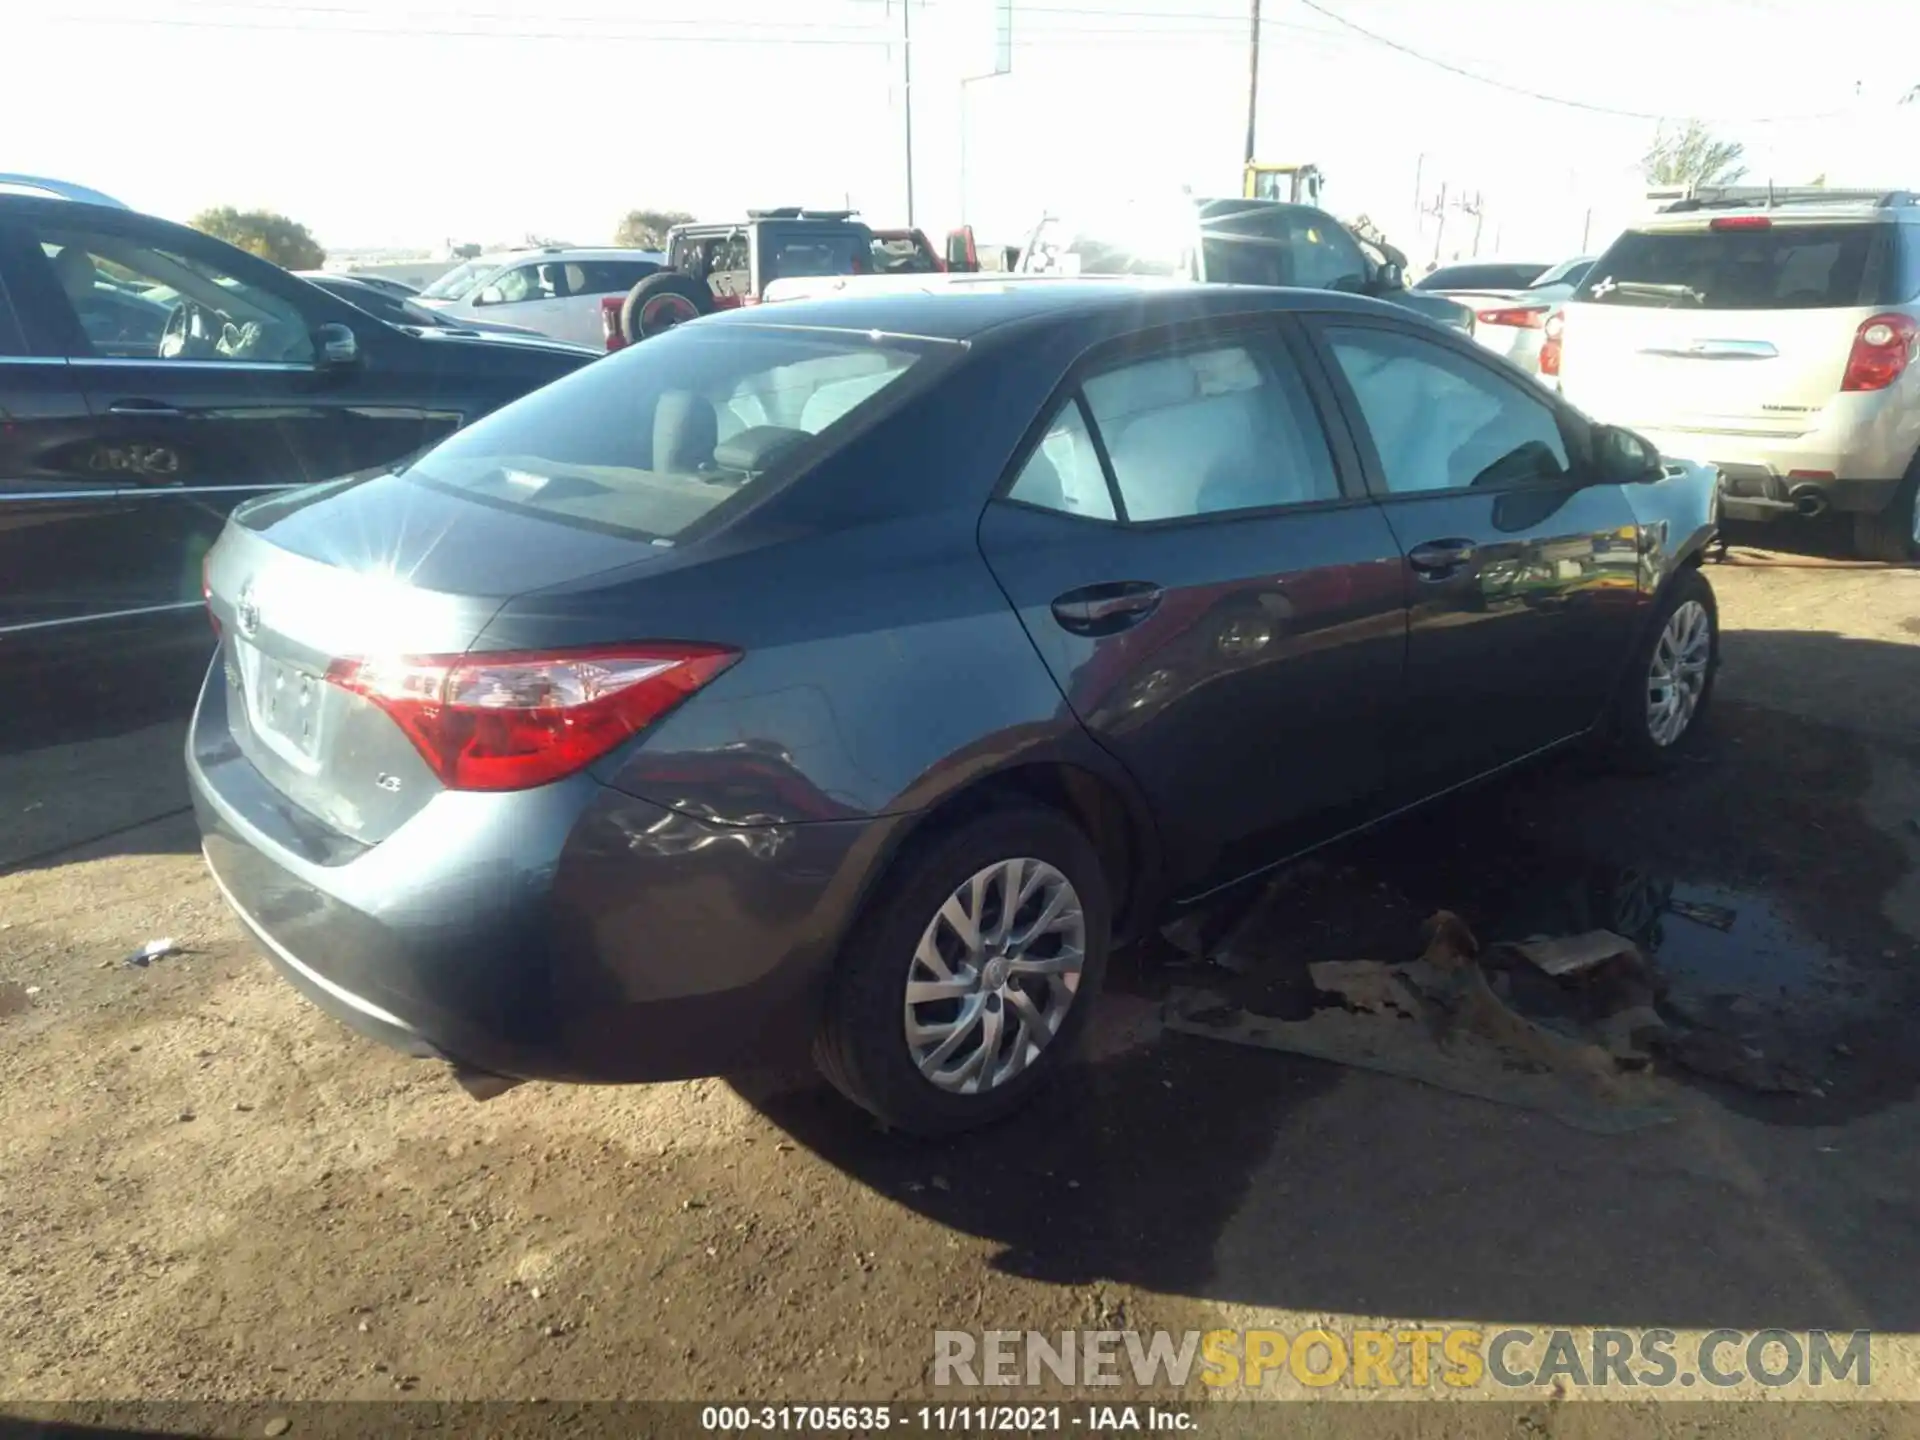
326;643;740;792
1539;309;1565;377
1710;215;1772;230
1475;306;1548;329
1841;313;1917;392
600;296;627;352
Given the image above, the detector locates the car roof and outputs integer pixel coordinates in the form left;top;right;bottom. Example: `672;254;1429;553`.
468;246;665;264
699;275;1402;343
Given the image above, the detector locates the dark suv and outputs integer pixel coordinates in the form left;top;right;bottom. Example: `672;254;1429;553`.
604;208;884;347
0;180;598;748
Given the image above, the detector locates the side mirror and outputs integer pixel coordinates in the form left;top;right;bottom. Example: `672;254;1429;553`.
475;284;504;306
1595;425;1662;484
1372;259;1406;291
945;225;979;272
316;322;358;369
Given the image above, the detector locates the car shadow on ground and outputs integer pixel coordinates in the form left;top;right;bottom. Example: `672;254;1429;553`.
736;632;1920;1335
0;718;196;875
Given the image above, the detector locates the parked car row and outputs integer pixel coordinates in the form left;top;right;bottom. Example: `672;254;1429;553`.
0;178;598;747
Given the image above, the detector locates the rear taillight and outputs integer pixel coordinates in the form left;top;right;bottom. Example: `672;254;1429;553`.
1840;313;1917;392
600;296;627;352
1475;305;1548;329
1539;309;1566;377
326;643;739;792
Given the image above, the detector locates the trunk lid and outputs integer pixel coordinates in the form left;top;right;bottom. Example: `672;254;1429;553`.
1558;216;1902;437
206;470;675;844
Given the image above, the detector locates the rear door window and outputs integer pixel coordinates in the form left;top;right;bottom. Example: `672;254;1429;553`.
1583;224;1899;309
1079;337;1341;520
401;324;953;543
573;260;662;294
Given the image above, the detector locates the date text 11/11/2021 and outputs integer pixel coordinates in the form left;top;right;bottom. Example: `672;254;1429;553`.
699;1405;1198;1431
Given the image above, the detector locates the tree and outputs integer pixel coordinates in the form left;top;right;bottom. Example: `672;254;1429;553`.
188;207;326;269
615;208;696;249
1642;120;1749;190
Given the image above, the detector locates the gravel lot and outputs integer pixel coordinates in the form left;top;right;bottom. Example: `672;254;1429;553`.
4;539;1919;1426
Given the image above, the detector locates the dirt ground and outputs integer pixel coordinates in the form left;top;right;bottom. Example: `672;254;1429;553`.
4;534;1920;1428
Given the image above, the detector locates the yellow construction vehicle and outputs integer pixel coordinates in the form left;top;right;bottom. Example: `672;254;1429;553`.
1243;162;1324;208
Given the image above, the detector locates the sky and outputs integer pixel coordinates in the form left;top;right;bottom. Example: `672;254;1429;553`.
6;0;1919;263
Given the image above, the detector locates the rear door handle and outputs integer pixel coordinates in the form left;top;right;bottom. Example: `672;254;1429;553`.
1407;538;1478;577
1051;581;1164;635
106;399;186;418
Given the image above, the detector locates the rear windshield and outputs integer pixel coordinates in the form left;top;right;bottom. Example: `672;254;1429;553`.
759;228;872;283
401;324;949;542
1528;256;1594;289
1582;224;1902;310
1415;262;1550;292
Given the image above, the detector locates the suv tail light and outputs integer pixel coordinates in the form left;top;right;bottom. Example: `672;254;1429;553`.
326;643;740;792
1840;313;1917;392
1539;309;1566;377
1475;305;1548;329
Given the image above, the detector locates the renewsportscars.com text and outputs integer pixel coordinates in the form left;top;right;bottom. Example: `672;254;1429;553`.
933;1327;1874;1391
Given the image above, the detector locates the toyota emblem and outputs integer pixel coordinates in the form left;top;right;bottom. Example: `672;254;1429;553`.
236;581;262;639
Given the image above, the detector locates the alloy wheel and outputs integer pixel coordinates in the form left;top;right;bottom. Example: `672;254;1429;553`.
903;857;1086;1095
1646;599;1712;747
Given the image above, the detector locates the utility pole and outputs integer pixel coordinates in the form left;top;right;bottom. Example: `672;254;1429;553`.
1243;0;1262;168
902;0;916;226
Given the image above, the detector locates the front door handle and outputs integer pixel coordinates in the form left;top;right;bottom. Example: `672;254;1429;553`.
106;400;186;418
1407;538;1478;578
1051;581;1164;635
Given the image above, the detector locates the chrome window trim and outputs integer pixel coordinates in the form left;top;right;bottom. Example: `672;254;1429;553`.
67;357;317;372
0;355;70;365
0;600;203;635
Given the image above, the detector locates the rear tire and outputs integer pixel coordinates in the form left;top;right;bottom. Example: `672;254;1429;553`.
1851;463;1919;563
1605;566;1719;773
619;272;712;344
814;804;1111;1137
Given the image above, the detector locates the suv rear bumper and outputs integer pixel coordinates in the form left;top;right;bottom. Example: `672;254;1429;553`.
1711;468;1899;522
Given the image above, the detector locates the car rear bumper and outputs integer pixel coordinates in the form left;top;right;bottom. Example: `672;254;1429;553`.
187;666;895;1085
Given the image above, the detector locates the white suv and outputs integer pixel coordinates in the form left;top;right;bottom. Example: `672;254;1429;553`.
1557;188;1920;559
413;246;665;348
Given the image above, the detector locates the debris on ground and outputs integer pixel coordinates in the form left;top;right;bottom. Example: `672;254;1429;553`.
1500;929;1641;977
1668;898;1739;932
125;937;182;968
0;981;32;1018
1165;910;1675;1134
1165;878;1838;1127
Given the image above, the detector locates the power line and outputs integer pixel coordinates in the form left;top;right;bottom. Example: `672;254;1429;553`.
1293;0;1850;126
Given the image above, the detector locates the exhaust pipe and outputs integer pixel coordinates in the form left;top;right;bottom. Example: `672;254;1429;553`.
1788;485;1830;518
450;1064;526;1101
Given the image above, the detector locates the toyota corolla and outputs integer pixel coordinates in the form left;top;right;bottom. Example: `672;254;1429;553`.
190;278;1720;1135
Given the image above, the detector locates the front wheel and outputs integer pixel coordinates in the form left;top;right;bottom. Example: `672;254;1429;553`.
1605;566;1719;772
814;804;1111;1136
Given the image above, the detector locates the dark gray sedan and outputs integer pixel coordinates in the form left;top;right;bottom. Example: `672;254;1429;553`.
191;279;1721;1135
